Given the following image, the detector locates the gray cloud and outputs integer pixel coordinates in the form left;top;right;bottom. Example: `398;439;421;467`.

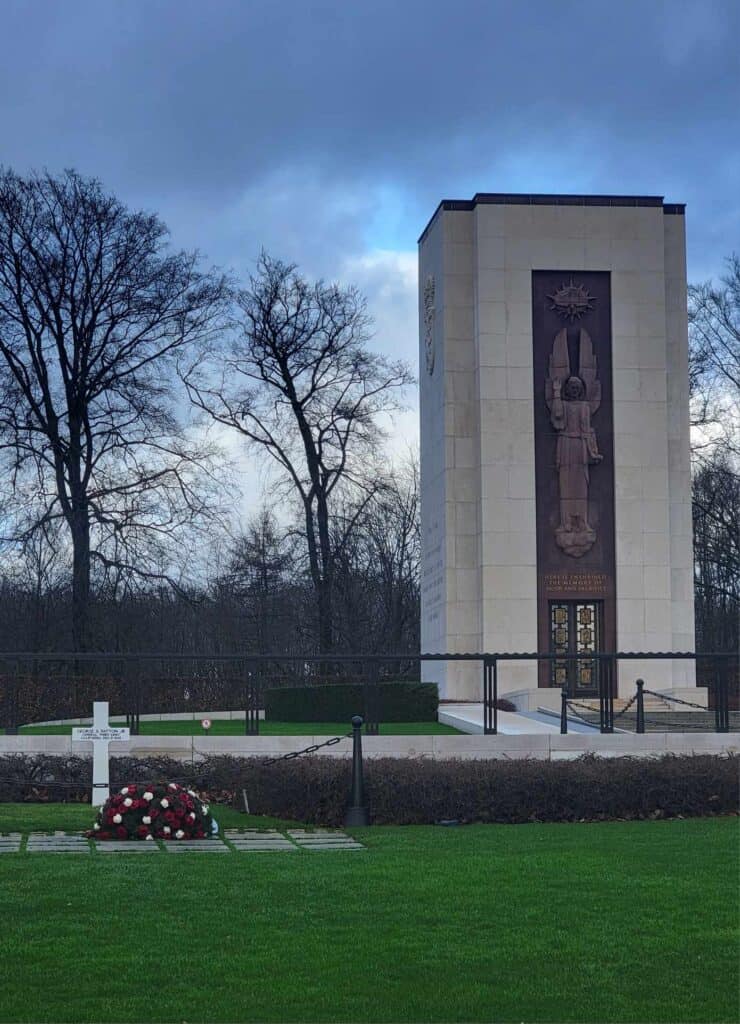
3;0;736;515
1;0;737;335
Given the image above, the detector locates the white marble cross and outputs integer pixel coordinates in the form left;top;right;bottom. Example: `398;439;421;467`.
72;701;130;806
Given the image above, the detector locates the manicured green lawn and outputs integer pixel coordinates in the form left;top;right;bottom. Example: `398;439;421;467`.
0;804;737;1023
16;719;459;736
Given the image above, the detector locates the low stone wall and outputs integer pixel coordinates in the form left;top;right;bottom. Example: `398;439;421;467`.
31;709;261;727
0;732;736;760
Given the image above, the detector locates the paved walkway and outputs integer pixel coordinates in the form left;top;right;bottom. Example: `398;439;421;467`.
439;703;565;734
0;829;365;853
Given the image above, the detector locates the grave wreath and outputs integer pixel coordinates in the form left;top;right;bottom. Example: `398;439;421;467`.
88;782;215;840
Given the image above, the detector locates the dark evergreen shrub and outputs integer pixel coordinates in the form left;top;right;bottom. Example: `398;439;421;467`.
2;752;735;826
264;681;439;722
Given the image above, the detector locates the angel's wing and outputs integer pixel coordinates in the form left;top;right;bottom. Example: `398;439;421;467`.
579;328;601;414
545;328;569;409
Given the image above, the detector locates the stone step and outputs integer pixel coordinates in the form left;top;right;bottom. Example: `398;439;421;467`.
575;698;671;712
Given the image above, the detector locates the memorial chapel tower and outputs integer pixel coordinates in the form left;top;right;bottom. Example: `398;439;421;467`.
418;194;695;700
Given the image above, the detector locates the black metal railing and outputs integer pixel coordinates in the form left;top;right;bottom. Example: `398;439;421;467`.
0;649;736;737
554;653;736;735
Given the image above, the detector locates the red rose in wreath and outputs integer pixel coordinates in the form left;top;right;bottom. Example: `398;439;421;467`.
88;783;215;841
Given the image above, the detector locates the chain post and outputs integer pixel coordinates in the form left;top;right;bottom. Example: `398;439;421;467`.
123;659;132;733
6;660;19;736
363;659;380;736
132;661;141;736
635;679;645;734
600;654;615;733
715;661;729;734
483;656;497;734
244;681;253;735
345;715;369;826
492;657;498;735
245;660;259;736
560;686;568;734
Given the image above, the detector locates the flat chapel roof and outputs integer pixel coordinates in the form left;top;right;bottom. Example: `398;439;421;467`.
418;192;685;244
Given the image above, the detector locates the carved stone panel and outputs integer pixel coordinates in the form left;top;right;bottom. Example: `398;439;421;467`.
423;274;436;374
532;271;616;684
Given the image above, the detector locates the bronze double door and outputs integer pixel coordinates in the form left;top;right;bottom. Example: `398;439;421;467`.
549;599;602;696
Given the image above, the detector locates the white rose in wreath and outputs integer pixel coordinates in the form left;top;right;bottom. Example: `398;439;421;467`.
163;826;171;835
113;813;122;824
143;791;154;801
123;798;133;807
142;816;151;825
175;830;184;839
160;798;169;808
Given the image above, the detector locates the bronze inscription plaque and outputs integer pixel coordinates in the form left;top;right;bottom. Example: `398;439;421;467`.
532;272;616;684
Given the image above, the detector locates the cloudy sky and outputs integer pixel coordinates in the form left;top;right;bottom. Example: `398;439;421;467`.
2;0;738;465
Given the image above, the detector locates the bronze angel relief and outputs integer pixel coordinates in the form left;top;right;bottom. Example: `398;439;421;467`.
545;328;602;557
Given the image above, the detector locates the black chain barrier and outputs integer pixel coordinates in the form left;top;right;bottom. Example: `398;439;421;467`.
614;691;640;717
261;731;353;766
567;693;639;718
641;688;709;711
564;701;602;728
0;733;355;794
566;689;639;725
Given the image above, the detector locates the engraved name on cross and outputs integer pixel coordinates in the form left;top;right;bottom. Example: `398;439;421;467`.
72;701;130;806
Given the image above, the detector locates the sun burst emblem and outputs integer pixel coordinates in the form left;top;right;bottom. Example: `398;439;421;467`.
547;279;595;322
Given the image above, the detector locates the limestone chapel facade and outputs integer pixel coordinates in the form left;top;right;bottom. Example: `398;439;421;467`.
418;194;695;701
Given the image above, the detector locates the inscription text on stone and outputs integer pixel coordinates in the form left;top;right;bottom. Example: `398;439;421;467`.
543;571;608;594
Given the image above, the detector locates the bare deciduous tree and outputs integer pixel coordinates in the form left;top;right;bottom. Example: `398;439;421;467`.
184;253;413;653
688;254;740;460
223;507;295;652
688;256;739;679
361;458;420;654
0;169;230;649
692;453;739;658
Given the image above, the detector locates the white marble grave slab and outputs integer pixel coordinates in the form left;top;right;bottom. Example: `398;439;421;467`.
288;829;365;850
224;829;285;839
297;842;365;850
94;842;162;853
162;840;229;853
0;833;22;853
230;842;298;851
225;829;297;851
27;832;89;853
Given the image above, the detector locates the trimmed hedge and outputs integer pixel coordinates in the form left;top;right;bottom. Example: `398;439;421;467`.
264;681;438;722
1;752;737;826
